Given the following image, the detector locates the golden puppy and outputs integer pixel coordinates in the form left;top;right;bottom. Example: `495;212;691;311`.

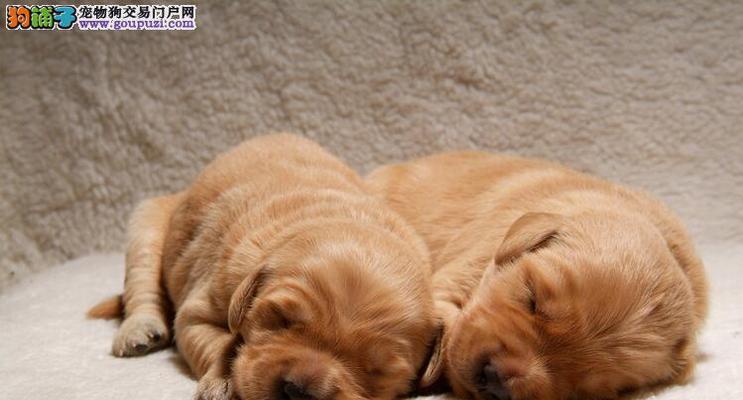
367;151;708;400
90;134;435;400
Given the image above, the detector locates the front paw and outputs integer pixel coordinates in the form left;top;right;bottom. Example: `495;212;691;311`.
112;313;170;357
195;375;233;400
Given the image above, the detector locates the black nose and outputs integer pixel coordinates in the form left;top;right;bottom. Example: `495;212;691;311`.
478;363;511;400
281;381;315;400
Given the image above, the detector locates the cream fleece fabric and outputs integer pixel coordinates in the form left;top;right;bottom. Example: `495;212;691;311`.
1;1;742;290
1;245;741;400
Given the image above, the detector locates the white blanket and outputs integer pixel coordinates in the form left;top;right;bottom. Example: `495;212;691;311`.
1;246;741;399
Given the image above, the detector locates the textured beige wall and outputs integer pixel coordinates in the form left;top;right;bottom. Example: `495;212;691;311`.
1;0;742;290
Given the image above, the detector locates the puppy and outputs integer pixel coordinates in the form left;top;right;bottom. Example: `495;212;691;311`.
90;134;435;400
367;151;708;400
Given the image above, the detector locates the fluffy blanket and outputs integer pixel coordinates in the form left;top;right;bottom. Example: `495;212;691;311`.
1;246;741;399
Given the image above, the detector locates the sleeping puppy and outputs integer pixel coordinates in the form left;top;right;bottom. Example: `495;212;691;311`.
367;151;708;400
89;134;435;400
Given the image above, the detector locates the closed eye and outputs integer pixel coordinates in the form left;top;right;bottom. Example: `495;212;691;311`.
525;283;557;321
273;310;292;330
257;302;295;331
525;282;538;315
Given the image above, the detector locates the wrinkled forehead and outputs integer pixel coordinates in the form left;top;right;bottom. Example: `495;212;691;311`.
530;250;692;338
261;265;419;345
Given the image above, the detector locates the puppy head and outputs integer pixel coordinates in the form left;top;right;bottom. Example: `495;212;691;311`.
445;211;698;400
228;229;434;400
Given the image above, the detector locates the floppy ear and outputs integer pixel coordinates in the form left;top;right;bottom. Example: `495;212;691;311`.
419;300;460;389
494;212;564;265
228;265;269;335
419;321;446;389
671;336;697;384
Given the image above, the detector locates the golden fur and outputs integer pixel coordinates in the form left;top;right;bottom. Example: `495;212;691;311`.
91;134;435;400
367;151;708;400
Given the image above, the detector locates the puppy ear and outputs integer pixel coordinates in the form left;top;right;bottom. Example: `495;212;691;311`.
419;300;459;389
419;321;446;389
671;336;697;384
494;212;563;265
228;265;269;335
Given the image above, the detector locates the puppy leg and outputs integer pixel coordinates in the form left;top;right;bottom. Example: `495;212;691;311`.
113;193;183;357
175;292;236;400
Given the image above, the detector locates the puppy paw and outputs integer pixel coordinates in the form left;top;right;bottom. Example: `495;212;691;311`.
112;313;169;357
194;375;233;400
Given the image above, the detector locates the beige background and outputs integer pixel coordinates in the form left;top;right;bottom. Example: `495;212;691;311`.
1;0;742;291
